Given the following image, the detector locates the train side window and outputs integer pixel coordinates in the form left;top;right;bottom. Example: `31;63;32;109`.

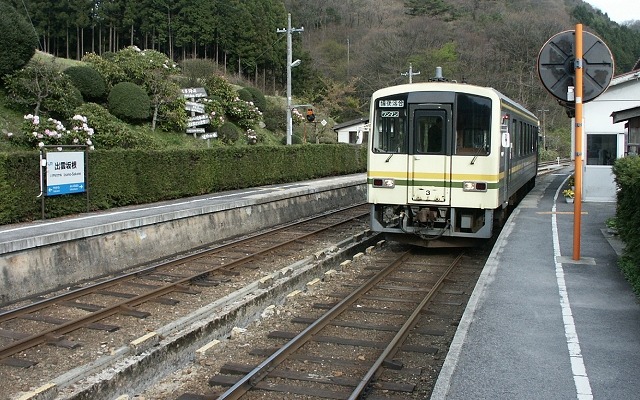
455;93;491;155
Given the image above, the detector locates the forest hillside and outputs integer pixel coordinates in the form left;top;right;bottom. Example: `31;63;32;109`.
286;0;640;130
5;0;640;136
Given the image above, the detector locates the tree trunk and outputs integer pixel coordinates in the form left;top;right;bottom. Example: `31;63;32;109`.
66;27;70;59
152;104;159;131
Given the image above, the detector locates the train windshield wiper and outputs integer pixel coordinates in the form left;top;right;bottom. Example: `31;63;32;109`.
470;145;488;165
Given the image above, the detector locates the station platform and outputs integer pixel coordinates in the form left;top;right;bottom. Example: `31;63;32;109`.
0;174;366;255
0;174;366;305
431;168;640;400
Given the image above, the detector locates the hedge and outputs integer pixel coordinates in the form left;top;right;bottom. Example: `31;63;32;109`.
612;155;640;295
0;144;366;224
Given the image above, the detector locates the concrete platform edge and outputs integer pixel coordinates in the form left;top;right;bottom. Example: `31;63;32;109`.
430;206;521;399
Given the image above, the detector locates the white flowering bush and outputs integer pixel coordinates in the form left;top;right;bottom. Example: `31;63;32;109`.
5;114;95;149
246;128;257;145
201;98;226;130
112;46;180;85
225;97;263;130
291;107;306;125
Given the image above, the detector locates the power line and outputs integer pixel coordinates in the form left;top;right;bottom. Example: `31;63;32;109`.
19;0;44;51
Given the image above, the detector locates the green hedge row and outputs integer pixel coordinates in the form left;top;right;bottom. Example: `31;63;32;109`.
0;144;367;224
612;155;640;295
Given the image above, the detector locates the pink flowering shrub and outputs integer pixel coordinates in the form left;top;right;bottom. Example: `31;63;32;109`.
5;114;95;149
225;97;262;130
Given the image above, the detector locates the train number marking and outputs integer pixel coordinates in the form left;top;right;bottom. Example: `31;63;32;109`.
381;111;399;118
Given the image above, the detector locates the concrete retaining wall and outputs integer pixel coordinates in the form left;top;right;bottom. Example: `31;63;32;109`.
0;179;366;305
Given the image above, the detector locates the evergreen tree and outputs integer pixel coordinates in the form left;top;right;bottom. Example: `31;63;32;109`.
0;2;39;78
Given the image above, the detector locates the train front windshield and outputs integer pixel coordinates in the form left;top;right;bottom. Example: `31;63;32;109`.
372;100;408;154
372;93;492;156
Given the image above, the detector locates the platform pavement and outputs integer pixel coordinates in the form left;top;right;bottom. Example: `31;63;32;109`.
0;173;366;255
0;173;367;304
431;169;640;400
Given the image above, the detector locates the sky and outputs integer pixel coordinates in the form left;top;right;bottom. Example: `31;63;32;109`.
584;0;640;24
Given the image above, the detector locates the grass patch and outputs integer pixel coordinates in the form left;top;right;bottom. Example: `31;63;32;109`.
32;50;85;70
0;91;26;151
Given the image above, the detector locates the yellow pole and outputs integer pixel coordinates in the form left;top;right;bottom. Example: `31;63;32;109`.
573;24;583;260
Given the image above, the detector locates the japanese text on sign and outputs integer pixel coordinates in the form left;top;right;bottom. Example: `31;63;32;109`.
46;151;86;196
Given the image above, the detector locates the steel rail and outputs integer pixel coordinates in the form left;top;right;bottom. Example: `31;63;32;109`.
216;250;414;400
0;206;368;362
0;203;366;323
348;252;465;399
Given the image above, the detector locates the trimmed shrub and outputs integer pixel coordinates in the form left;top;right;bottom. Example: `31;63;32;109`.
0;2;38;79
180;58;218;87
280;133;303;145
75;102;156;149
204;74;236;103
263;99;286;133
108;82;151;121
242;86;267;112
48;84;84;120
612;155;640;296
218;122;243;144
4;59;82;119
237;88;253;103
0;145;368;224
81;52;126;90
65;66;106;101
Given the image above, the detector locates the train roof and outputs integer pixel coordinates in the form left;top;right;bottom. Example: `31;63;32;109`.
371;82;538;121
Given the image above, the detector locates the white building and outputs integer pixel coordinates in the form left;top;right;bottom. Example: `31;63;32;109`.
582;66;640;202
612;106;640;155
333;118;369;144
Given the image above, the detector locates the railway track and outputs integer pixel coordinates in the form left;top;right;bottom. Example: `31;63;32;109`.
174;246;479;400
0;205;371;394
538;158;572;175
2;164;565;399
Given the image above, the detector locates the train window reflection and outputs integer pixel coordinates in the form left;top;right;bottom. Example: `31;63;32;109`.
373;108;407;153
455;94;491;155
416;114;445;154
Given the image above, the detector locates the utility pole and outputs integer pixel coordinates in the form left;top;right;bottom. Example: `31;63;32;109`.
347;38;350;78
167;4;172;60
573;23;584;261
277;14;304;145
401;63;420;83
537;109;549;149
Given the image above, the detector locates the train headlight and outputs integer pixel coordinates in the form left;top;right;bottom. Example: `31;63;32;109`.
463;181;487;192
373;178;395;188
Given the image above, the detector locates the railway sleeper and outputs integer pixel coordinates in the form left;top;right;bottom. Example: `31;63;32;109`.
210;363;415;392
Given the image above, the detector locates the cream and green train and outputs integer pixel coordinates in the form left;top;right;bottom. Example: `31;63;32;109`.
367;80;539;247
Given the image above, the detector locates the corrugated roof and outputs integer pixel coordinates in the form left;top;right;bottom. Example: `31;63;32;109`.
332;117;368;131
611;106;640;123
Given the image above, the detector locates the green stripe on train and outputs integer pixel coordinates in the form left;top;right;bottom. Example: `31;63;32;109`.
367;178;503;190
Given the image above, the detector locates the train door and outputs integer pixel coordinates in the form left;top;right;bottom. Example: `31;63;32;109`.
408;107;451;205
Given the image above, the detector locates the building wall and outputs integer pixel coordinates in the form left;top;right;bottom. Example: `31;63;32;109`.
582;75;640;202
336;123;367;144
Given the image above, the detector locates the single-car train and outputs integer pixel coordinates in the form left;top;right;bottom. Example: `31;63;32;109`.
367;76;539;246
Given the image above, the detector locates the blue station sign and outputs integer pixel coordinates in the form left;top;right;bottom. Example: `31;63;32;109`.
46;151;86;196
